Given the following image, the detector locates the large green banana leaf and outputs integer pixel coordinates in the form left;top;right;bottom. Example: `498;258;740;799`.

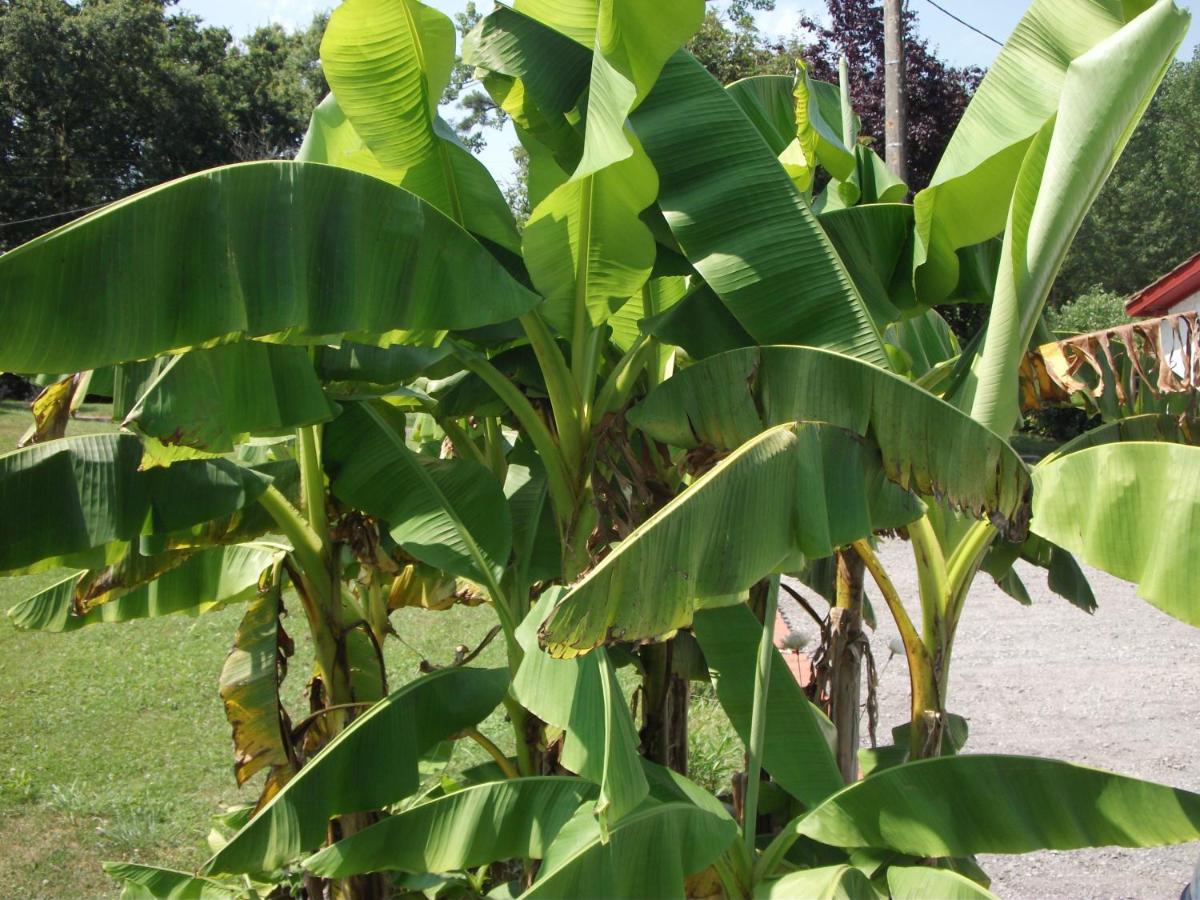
303;777;596;877
514;590;649;828
524;799;738;899
0;162;539;375
514;0;703;178
693;605;843;807
793;755;1200;856
755;865;876;900
629;52;889;368
324;401;512;585
1039;412;1200;465
120;342;335;455
724;75;797;156
954;2;1187;434
8;544;278;632
540;423;923;655
204;666;508;874
912;0;1181;303
887;866;1000;900
220;575;294;787
102;863;246;899
505;458;562;587
523;135;657;337
0;434;272;573
1030;442;1200;627
628;347;1031;539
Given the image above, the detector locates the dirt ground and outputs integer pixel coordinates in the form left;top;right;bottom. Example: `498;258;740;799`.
782;540;1200;900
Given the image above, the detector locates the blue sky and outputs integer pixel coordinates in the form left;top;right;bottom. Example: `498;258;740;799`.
178;0;1200;178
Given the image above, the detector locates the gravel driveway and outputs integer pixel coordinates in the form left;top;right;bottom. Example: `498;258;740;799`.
781;540;1200;899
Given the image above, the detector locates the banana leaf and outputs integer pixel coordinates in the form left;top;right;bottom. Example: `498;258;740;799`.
0;434;272;573
0;162;539;374
1031;442;1200;627
755;865;875;900
102;863;246;899
793;754;1200;856
628;346;1031;539
324;401;512;585
1039;412;1200;465
303;777;596;877
887;866;1000;900
540;423;923;655
630;52;889;368
8;544;279;632
204;666;509;875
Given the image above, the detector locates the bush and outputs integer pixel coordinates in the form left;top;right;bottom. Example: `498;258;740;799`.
1047;287;1134;336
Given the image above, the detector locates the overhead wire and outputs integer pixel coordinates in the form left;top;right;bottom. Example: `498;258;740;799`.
920;0;1004;47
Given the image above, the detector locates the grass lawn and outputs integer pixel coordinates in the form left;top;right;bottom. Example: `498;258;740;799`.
0;400;740;897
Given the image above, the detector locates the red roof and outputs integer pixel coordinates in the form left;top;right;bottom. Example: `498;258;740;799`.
1126;251;1200;316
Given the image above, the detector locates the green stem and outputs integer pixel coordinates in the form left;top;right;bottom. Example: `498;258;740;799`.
297;425;331;556
593;335;652;418
908;514;949;651
641;282;673;389
743;575;780;858
465;728;519;779
258;486;330;607
484;417;508;482
946;520;998;633
423;403;488;468
520;311;584;474
449;341;576;529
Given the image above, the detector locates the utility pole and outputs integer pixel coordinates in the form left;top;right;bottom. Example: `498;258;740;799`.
883;0;909;182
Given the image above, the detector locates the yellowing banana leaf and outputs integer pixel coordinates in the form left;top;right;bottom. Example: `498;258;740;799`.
0;162;539;375
102;862;247;899
120;342;335;455
630;52;889;368
628;347;1031;538
755;865;876;900
0;434;272;573
204;666;508;875
794;755;1200;856
515;0;704;179
948;2;1187;434
8;544;279;632
1031;442;1200;627
887;866;1000;900
303;776;596;877
324;401;512;585
523;135;657;337
540;423;923;655
693;604;843;807
912;0;1180;303
524;800;737;899
514;590;649;829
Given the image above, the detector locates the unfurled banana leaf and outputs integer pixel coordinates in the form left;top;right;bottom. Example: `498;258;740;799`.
628;347;1031;538
102;862;247;899
792;755;1200;856
8;544;279;632
629;52;888;368
220;573;295;787
121;342;335;455
524;799;737;898
912;0;1182;303
204;666;508;875
953;2;1187;434
1031;442;1200;627
887;866;1000;900
819;204;913;326
755;865;876;900
0;162;539;375
514;0;704;179
0;434;272;573
303;777;596;877
515;590;649;828
315;0;521;252
324;401;512;586
693;605;843;807
523;135;657;337
724;75;796;156
540;423;923;655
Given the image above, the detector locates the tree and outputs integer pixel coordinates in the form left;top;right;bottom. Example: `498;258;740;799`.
0;0;327;250
2;1;1200;898
1055;50;1200;302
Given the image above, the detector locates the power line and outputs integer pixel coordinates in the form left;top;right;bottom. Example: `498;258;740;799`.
921;0;1004;47
0;201;110;229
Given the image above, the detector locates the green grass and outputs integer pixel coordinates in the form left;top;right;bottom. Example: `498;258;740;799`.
0;400;741;897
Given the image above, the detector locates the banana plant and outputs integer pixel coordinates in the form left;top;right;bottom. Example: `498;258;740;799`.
3;0;1200;898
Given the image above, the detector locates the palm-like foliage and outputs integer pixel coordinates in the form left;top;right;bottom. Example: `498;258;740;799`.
2;1;1198;898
